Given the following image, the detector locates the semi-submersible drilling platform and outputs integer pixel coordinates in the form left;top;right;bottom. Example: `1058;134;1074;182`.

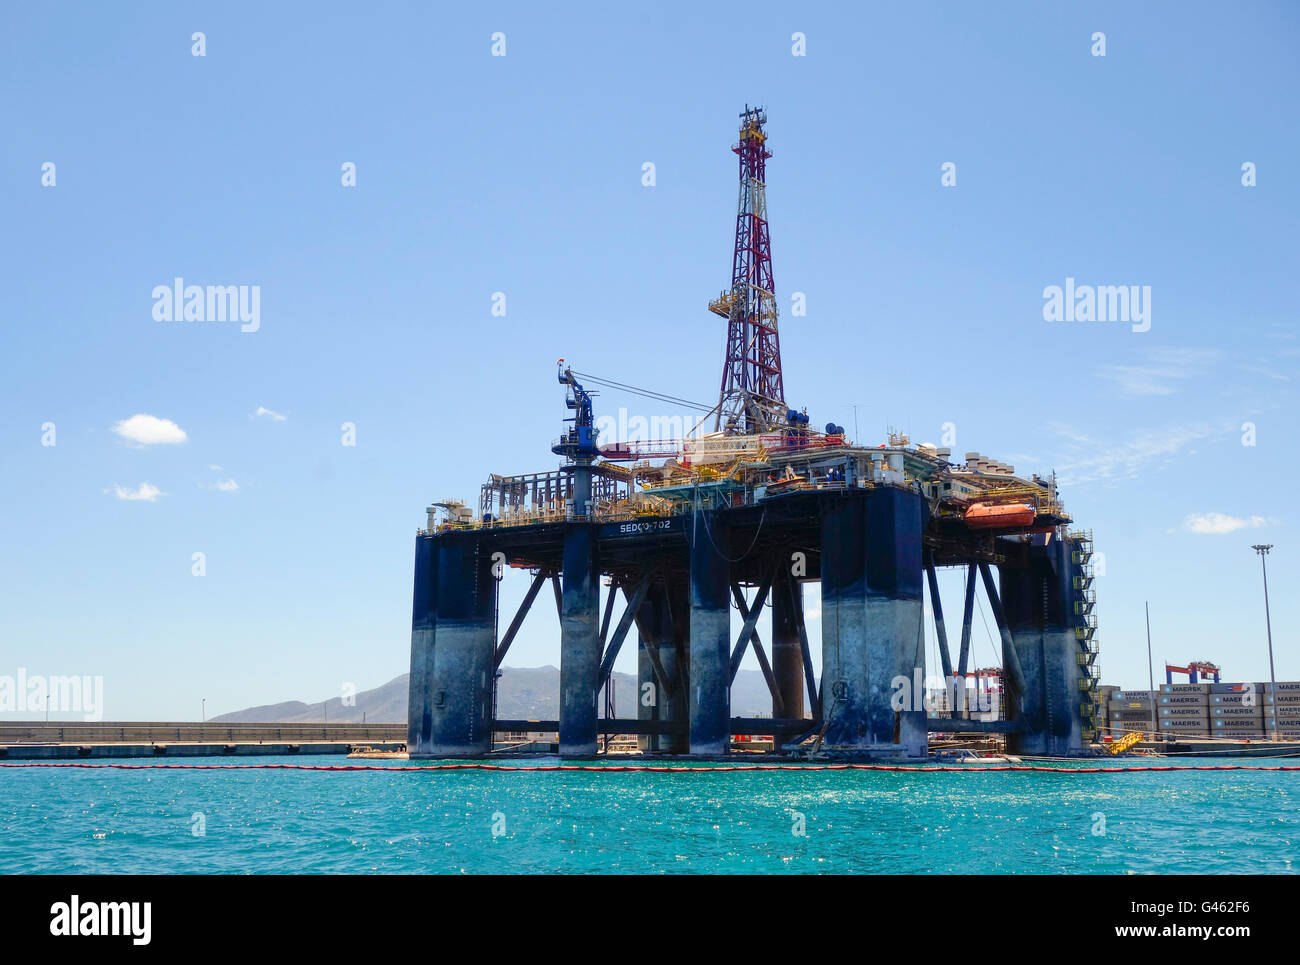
408;107;1102;760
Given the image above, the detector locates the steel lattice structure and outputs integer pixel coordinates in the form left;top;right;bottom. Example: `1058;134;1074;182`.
710;105;785;434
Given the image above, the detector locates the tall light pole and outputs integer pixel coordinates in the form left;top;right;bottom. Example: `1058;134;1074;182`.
1251;545;1276;740
201;698;206;723
1145;602;1157;739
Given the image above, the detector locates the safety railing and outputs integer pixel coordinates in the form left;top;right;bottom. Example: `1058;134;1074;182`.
0;722;406;745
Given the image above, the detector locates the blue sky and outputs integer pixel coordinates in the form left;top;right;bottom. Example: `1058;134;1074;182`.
2;2;1296;720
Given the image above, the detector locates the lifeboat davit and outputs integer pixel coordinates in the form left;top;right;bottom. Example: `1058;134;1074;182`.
964;502;1036;529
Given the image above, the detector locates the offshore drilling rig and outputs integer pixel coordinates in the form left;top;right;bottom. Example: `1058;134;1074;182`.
407;106;1102;760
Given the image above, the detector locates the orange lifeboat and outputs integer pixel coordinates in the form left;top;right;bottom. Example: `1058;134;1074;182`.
964;502;1036;529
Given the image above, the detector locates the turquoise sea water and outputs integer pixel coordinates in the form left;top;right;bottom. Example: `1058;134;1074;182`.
2;756;1297;874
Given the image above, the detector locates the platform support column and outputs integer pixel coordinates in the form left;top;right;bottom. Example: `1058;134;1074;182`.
771;567;805;721
406;533;437;754
559;523;600;757
689;510;730;755
820;496;868;745
820;489;926;757
635;586;664;753
955;563;977;716
425;535;496;758
999;536;1085;756
662;578;690;754
634;581;687;753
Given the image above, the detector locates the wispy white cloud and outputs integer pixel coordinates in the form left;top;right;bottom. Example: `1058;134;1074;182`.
253;406;286;422
1237;362;1291;382
1179;512;1280;535
1049;420;1227;486
111;414;187;446
212;478;239;493
1096;347;1221;397
107;482;164;502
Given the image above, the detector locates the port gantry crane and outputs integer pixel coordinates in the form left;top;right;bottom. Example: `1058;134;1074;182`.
1166;661;1223;684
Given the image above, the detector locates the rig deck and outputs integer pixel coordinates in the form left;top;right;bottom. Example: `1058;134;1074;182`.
409;442;1101;760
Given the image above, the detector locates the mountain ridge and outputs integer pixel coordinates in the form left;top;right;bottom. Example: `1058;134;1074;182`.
212;666;779;723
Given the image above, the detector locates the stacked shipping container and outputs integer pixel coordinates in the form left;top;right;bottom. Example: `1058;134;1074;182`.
1263;681;1300;738
1158;683;1209;737
955;680;1296;741
1097;681;1300;740
1106;689;1157;736
1209;683;1264;737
